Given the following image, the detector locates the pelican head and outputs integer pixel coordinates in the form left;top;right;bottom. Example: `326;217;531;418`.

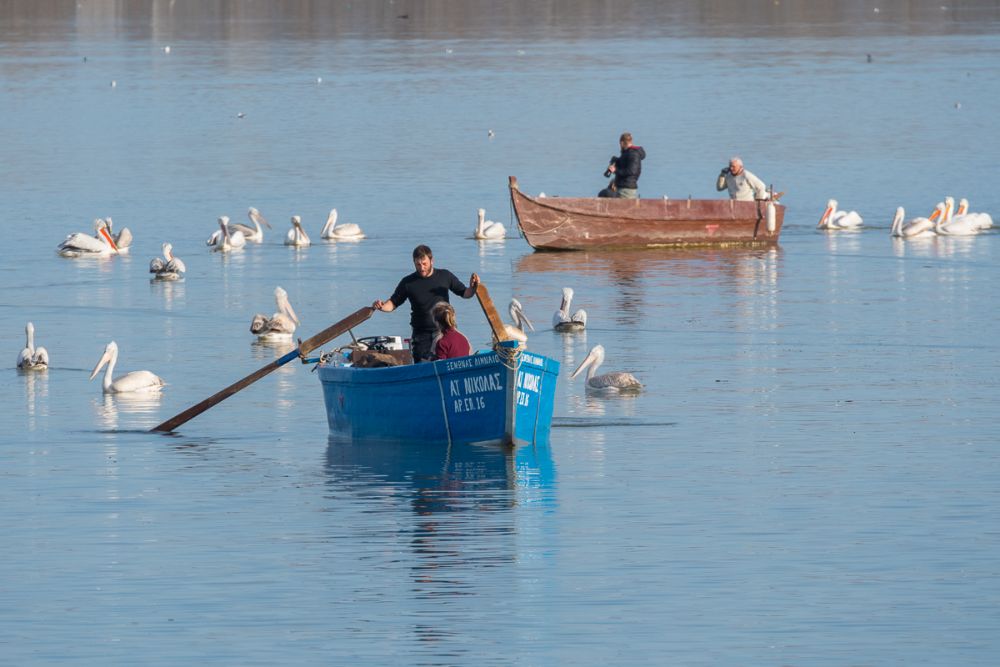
89;341;118;380
929;202;944;221
957;198;969;215
509;298;534;332
890;207;905;236
571;344;605;379
219;215;230;231
248;207;272;229
162;242;172;258
818;199;838;228
275;286;300;325
944;196;955;220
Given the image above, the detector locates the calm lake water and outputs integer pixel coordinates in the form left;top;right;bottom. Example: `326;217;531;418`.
2;2;1000;664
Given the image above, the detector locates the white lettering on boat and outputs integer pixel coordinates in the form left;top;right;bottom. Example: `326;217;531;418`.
516;370;541;393
520;353;544;367
463;372;503;394
453;395;486;413
445;354;498;373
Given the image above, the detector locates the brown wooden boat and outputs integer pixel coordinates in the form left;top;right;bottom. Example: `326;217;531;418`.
508;176;785;251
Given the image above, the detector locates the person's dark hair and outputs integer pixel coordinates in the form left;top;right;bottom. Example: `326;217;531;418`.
412;244;433;260
432;302;456;331
620;132;632;144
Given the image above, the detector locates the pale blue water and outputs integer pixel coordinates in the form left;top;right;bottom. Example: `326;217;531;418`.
2;3;1000;664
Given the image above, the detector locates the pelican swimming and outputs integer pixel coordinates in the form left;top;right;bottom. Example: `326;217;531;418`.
954;197;993;230
210;216;247;252
817;199;863;230
320;208;365;240
285;215;311;246
16;322;49;371
935;196;982;236
90;341;165;394
102;217;132;252
474;208;506;240
57;218;119;257
502;298;534;345
890;204;941;239
250;286;300;342
149;242;186;280
570;344;643;392
552;287;587;332
224;207;271;243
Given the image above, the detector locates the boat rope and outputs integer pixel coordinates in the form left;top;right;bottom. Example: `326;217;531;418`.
522;213;574;237
494;342;522;371
509;196;525;239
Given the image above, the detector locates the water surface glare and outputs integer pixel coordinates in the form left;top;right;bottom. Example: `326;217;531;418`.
2;3;1000;665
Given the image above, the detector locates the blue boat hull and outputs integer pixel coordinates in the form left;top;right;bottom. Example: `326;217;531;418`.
317;349;559;446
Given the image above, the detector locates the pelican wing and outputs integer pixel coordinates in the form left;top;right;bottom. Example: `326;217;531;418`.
59;232;110;253
111;370;165;393
33;346;50;366
264;313;297;334
149;257;165;273
589;371;642;390
165;257;186;274
114;227;133;249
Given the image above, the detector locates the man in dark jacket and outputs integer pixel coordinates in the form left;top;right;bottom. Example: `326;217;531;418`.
599;132;646;199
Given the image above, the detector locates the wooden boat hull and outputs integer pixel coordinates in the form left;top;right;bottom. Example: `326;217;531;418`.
509;176;784;250
318;346;559;446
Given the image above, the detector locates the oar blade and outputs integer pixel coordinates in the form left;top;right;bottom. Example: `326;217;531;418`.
151;306;373;433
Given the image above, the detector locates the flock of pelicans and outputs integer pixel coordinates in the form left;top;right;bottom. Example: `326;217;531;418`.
19;208;642;396
818;196;994;236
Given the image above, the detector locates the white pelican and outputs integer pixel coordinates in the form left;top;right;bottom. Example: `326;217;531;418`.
955;198;993;230
57;218;119;257
90;341;165;394
936;196;982;236
102;217;132;252
890;204;941;239
250;286;300;342
16;322;49;371
285;215;311;246
320;208;365;241
474;208;506;240
224;207;271;243
210;216;246;252
817;199;863;230
552;287;587;332
502;298;534;345
570;344;643;392
149;242;186;280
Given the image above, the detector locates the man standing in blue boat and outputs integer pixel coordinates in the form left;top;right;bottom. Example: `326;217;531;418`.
372;245;480;363
598;132;645;199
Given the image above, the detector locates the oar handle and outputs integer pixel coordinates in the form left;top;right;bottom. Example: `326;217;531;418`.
151;306;373;433
475;283;510;343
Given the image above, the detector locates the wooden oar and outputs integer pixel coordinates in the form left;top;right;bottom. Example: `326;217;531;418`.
474;282;511;343
151;306;373;433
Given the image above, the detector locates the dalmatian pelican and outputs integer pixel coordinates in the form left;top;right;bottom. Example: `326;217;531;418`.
90;341;165;393
16;322;49;371
571;344;642;392
250;287;300;342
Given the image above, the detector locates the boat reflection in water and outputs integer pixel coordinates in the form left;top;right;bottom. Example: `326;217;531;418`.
516;246;781;326
325;436;555;508
325;436;555;595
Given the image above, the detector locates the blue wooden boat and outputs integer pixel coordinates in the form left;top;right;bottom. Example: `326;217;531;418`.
317;344;560;446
